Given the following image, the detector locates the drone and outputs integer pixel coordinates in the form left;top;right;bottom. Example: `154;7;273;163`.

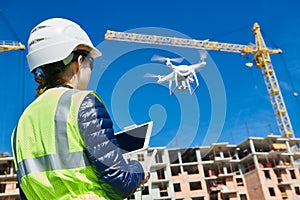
145;51;207;95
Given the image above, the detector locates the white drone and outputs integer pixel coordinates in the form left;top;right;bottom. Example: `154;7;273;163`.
145;51;207;95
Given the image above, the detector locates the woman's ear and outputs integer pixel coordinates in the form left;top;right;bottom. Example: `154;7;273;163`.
75;55;84;73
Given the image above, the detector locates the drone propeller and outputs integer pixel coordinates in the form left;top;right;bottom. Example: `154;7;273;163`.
188;50;208;72
200;50;207;61
144;73;160;78
151;54;184;63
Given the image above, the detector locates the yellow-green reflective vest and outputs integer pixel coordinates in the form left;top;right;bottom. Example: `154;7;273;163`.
12;88;118;200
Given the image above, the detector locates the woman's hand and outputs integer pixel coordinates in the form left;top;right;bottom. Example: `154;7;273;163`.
140;170;150;185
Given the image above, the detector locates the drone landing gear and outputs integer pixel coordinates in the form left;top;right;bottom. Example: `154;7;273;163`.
168;80;175;95
189;72;200;95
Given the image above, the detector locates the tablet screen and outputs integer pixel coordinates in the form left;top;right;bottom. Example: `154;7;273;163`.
115;123;151;154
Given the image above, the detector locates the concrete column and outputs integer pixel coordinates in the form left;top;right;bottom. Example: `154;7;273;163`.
249;139;256;153
285;140;292;153
220;151;224;159
253;155;259;169
9;160;14;175
223;166;228;174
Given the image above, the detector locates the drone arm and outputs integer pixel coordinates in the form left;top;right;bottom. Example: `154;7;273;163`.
190;61;206;70
158;72;175;83
166;61;176;70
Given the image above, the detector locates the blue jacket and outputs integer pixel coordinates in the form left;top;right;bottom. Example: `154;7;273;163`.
78;93;144;198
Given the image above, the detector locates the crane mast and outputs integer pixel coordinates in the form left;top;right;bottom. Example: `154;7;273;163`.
251;23;293;138
104;22;294;138
0;40;25;52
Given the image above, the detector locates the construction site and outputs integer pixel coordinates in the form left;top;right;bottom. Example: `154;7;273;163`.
1;134;300;200
1;6;300;200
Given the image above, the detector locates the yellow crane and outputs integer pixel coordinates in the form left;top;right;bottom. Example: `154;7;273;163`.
104;22;294;138
0;40;25;52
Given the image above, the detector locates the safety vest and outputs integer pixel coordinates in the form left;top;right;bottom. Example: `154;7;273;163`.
11;87;120;200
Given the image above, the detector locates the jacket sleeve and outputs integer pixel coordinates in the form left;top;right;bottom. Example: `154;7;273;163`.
77;93;145;198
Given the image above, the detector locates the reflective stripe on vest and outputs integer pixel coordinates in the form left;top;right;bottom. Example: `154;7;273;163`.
15;89;91;183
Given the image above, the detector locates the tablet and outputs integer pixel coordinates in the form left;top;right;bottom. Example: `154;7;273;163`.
115;121;153;155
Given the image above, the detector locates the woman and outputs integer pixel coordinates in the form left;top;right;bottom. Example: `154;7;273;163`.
11;18;149;200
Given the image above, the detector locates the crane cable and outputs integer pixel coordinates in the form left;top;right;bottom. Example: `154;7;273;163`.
0;10;26;110
210;26;260;141
0;10;22;42
261;30;300;116
0;10;26;153
209;26;249;42
212;26;261;89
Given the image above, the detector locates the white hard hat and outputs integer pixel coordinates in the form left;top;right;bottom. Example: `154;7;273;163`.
27;18;102;72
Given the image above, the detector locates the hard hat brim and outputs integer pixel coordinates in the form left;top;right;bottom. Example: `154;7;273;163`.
27;41;101;72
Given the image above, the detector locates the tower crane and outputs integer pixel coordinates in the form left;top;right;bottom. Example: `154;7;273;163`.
0;40;25;52
104;22;295;138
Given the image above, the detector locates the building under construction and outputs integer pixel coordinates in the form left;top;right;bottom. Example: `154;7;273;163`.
0;153;19;200
1;134;300;200
127;134;300;200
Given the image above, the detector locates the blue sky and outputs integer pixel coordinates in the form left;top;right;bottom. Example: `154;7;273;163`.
1;0;300;155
